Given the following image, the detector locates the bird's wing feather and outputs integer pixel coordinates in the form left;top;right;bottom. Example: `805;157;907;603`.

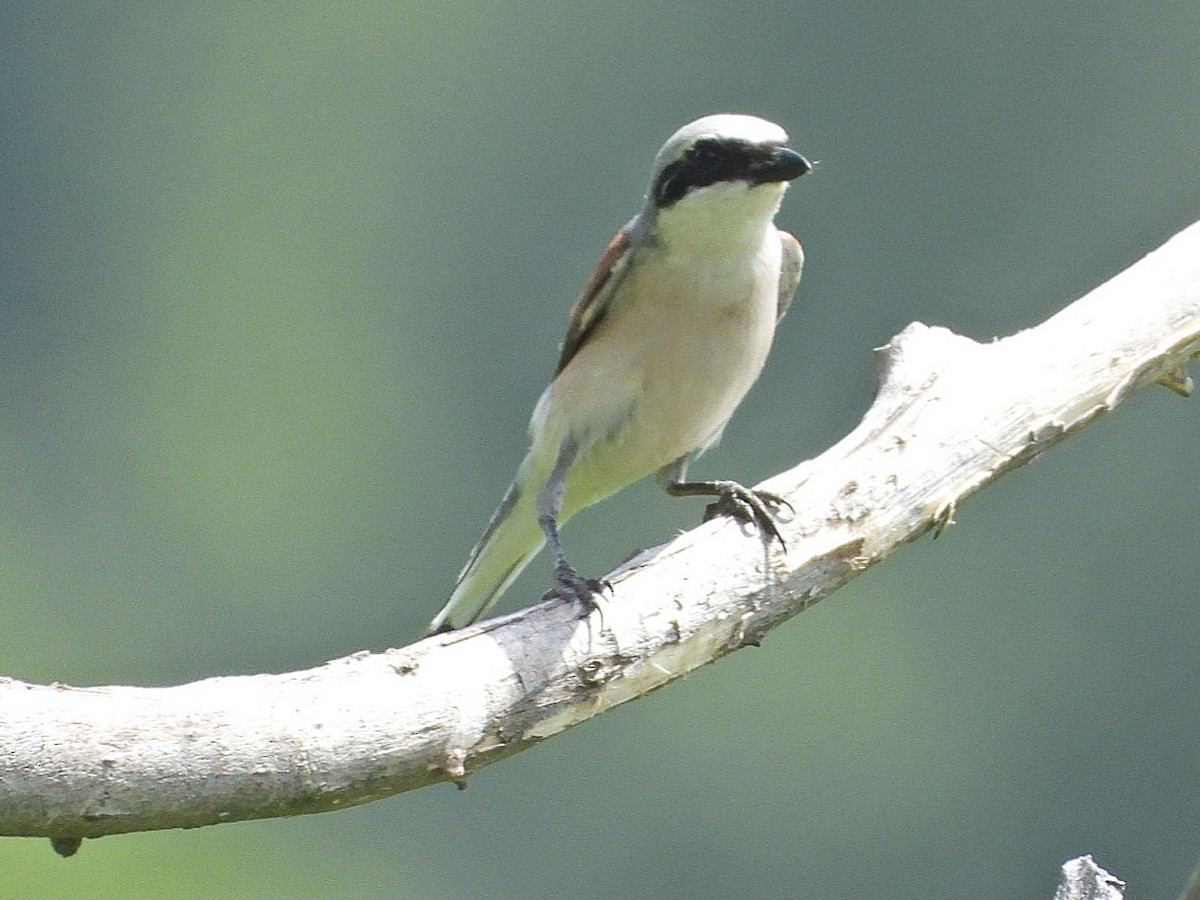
776;230;804;322
555;227;634;376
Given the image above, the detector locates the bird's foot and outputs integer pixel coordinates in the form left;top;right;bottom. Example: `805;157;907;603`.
702;484;793;549
544;560;610;612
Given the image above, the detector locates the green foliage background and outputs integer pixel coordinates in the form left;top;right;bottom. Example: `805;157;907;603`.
3;3;1199;897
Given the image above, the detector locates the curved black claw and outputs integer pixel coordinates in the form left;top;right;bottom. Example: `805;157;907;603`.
543;562;610;612
703;486;792;549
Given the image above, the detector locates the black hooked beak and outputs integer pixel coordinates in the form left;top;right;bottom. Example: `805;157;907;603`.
750;146;813;185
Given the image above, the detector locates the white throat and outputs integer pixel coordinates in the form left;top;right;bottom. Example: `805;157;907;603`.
651;181;788;255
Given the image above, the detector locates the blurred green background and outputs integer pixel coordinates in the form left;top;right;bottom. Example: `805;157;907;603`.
3;3;1199;897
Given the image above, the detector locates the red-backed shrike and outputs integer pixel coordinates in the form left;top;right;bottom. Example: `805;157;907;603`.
427;114;811;634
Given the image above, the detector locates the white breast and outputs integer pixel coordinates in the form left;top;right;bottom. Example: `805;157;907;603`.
542;222;783;514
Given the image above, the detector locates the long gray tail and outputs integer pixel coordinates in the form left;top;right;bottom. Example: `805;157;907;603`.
425;477;546;635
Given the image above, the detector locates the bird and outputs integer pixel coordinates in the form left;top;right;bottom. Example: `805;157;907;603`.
425;113;811;635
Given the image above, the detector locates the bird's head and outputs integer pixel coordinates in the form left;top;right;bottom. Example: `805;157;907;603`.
636;114;811;251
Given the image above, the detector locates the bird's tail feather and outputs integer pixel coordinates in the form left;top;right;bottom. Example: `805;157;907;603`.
425;477;546;635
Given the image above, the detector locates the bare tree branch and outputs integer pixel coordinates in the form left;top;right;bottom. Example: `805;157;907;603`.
3;220;1199;857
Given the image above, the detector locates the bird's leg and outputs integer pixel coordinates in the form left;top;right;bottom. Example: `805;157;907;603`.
538;440;608;608
657;457;792;548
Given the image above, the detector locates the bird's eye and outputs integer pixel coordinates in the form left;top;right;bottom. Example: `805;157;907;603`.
692;142;722;164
